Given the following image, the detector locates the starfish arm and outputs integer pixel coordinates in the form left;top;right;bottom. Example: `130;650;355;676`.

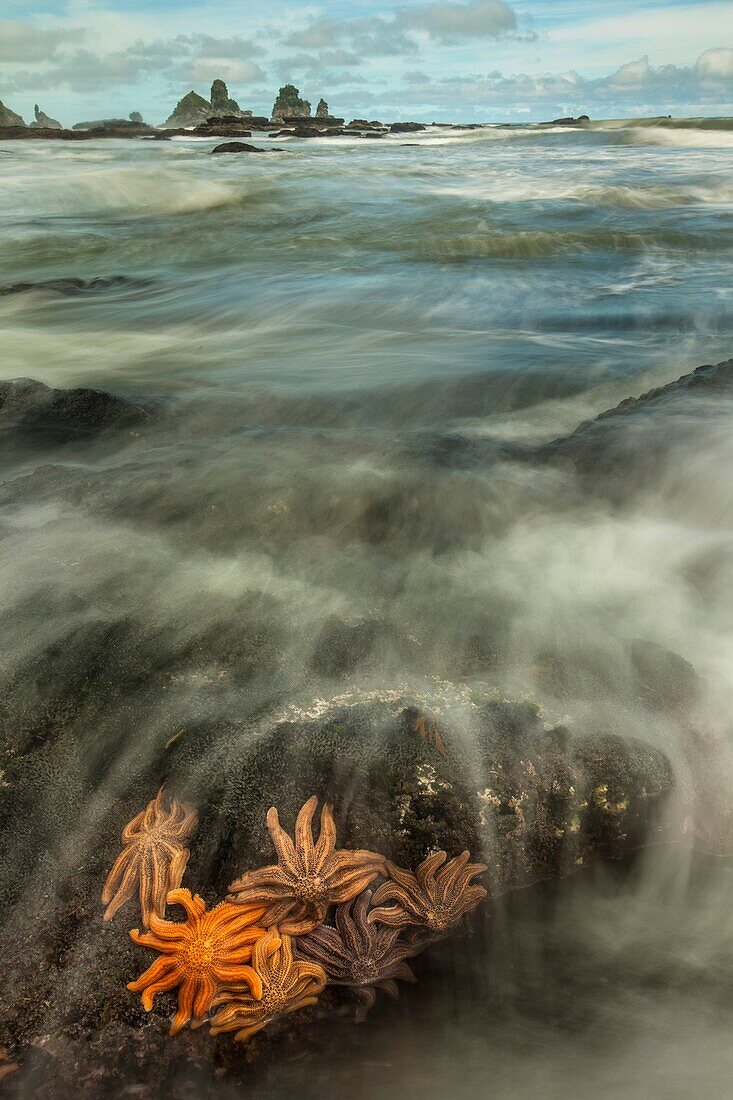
252;930;282;981
293;962;327;994
170;978;196;1035
139;849;170;927
192;975;218;1021
127;957;179;1005
278;906;326;936
146;911;188;941
121;809;146;844
101;846;134;905
294;795;318;874
367;905;413;929
376;978;401;999
329;866;383;904
230;1018;269;1043
266;806;297;867
416;851;448;892
439;852;487;896
102;853;140;921
353;985;376;1021
443;865;488;903
167;888;206;920
167;846;191;896
214;965;263;1000
333;900;364;958
297;942;348;980
313;801;337;868
227;867;293;901
389;962;417;984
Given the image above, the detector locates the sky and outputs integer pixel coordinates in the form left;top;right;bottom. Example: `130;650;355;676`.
1;0;732;125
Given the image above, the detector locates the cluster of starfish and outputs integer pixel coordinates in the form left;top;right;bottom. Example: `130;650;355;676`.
102;789;487;1042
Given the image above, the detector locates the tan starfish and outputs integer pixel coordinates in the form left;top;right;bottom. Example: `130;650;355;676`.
228;795;386;935
127;888;269;1036
297;889;421;1020
102;787;198;926
368;851;487;935
210;929;326;1042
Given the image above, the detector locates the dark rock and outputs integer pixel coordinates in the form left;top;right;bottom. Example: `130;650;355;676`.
129;111;143;124
390;122;427;133
538;359;733;483
544;114;590;126
0;99;25;126
73;118;151;132
0;377;148;447
194;125;253;138
346;119;386;131
210;141;275;154
30;104;62;129
310;616;383;677
316;98;330;119
272;84;311;120
0;677;675;1091
630;640;700;713
0;275;138;298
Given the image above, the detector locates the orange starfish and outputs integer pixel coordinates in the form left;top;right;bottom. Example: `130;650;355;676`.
102;787;198;926
210;929;326;1042
368;851;487;935
127;888;269;1035
228;795;386;935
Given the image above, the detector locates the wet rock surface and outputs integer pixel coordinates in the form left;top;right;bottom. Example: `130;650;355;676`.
0;378;148;447
0;677;674;1097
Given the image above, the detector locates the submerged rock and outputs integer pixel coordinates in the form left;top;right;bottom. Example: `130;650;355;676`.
0;377;148;446
0;677;675;1091
538;358;733;482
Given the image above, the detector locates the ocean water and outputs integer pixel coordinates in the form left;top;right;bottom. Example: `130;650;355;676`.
1;119;733;1097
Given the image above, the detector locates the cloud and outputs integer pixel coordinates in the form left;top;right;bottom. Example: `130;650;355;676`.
0;20;77;63
285;16;418;58
695;47;733;82
1;30;268;96
399;0;519;44
282;1;525;59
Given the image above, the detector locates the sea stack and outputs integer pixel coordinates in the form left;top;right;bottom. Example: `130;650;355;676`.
30;104;62;129
272;84;312;121
162;90;212;128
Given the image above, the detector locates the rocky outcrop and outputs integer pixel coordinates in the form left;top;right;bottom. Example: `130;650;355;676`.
0;377;147;447
316;98;329;118
211;141;278;154
0;672;675;1093
210;79;243;117
30;104;62;129
163;81;252;128
537;358;733;484
543;114;590;126
0;99;25;126
390;122;427;133
73;116;150;132
162;89;211;128
272;84;311;120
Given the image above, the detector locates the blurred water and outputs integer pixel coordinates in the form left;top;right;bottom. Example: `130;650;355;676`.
1;120;733;1097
